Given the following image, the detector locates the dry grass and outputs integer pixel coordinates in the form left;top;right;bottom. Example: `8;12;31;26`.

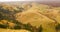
0;28;31;32
0;3;60;32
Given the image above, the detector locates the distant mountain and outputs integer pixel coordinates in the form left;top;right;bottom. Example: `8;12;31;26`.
0;1;60;7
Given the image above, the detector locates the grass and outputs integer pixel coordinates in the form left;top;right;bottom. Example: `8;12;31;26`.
0;28;31;32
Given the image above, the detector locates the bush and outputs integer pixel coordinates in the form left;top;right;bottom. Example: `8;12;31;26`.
38;25;43;32
55;23;60;30
14;25;21;29
24;23;33;32
0;24;8;29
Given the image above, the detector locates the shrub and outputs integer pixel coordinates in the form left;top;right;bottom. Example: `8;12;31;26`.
14;25;21;29
38;25;43;32
24;23;33;32
55;23;60;30
0;24;8;29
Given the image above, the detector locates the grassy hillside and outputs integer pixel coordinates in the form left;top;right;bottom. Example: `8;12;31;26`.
0;2;60;32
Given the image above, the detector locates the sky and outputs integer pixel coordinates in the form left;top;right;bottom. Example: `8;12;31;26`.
0;0;60;2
